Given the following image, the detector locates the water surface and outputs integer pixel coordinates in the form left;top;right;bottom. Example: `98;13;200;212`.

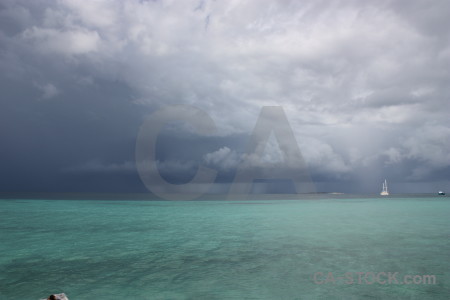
0;196;449;299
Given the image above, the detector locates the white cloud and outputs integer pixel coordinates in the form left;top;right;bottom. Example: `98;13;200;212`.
61;0;119;29
14;1;447;130
300;137;352;177
2;0;450;188
411;86;435;98
203;147;240;171
22;26;100;55
35;82;59;99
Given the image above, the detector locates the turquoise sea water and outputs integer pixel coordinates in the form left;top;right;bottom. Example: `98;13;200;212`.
0;196;449;299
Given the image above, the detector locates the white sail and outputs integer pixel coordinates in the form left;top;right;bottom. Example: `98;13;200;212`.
380;179;389;196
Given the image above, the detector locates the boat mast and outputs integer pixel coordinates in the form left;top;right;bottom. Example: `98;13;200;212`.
381;179;389;195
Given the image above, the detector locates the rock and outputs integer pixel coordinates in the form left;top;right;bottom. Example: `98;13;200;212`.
40;293;69;300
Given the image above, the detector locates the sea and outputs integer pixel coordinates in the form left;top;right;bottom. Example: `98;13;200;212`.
0;194;449;299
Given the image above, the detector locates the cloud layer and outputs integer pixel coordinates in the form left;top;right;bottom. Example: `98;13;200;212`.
1;0;449;194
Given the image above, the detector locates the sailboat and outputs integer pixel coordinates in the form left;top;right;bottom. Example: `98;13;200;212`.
380;179;389;196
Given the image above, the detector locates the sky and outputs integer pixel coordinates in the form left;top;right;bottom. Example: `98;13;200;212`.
1;0;449;196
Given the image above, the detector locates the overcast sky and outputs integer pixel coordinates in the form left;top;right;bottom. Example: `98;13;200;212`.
1;0;449;195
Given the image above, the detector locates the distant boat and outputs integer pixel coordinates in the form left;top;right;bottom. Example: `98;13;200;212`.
438;191;445;195
380;179;389;196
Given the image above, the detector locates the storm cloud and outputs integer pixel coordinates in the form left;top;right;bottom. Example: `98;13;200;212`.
1;0;449;194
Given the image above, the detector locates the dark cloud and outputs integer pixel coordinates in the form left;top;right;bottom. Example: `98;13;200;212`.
1;0;449;195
